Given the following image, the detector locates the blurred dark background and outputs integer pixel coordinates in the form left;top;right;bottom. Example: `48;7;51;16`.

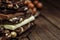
40;0;60;9
39;0;60;18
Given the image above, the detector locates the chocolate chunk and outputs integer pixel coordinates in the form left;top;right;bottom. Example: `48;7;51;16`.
0;12;24;20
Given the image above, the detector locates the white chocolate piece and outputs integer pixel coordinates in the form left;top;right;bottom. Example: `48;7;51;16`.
15;16;35;28
4;25;15;30
3;16;35;30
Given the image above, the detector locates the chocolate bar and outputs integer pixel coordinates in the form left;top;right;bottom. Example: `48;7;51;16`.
0;0;42;40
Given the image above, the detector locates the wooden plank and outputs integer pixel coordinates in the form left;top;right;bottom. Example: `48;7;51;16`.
19;37;29;40
28;30;42;40
28;16;59;40
39;17;60;39
34;17;59;40
41;10;60;29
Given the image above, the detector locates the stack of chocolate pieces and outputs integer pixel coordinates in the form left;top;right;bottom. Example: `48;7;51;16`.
0;0;42;40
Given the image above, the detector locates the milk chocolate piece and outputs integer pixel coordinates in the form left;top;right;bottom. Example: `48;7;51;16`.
0;12;24;20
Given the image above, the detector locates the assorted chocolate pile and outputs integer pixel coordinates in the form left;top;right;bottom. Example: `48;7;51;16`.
0;0;42;40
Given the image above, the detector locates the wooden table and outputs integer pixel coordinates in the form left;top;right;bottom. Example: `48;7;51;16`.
0;1;60;40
